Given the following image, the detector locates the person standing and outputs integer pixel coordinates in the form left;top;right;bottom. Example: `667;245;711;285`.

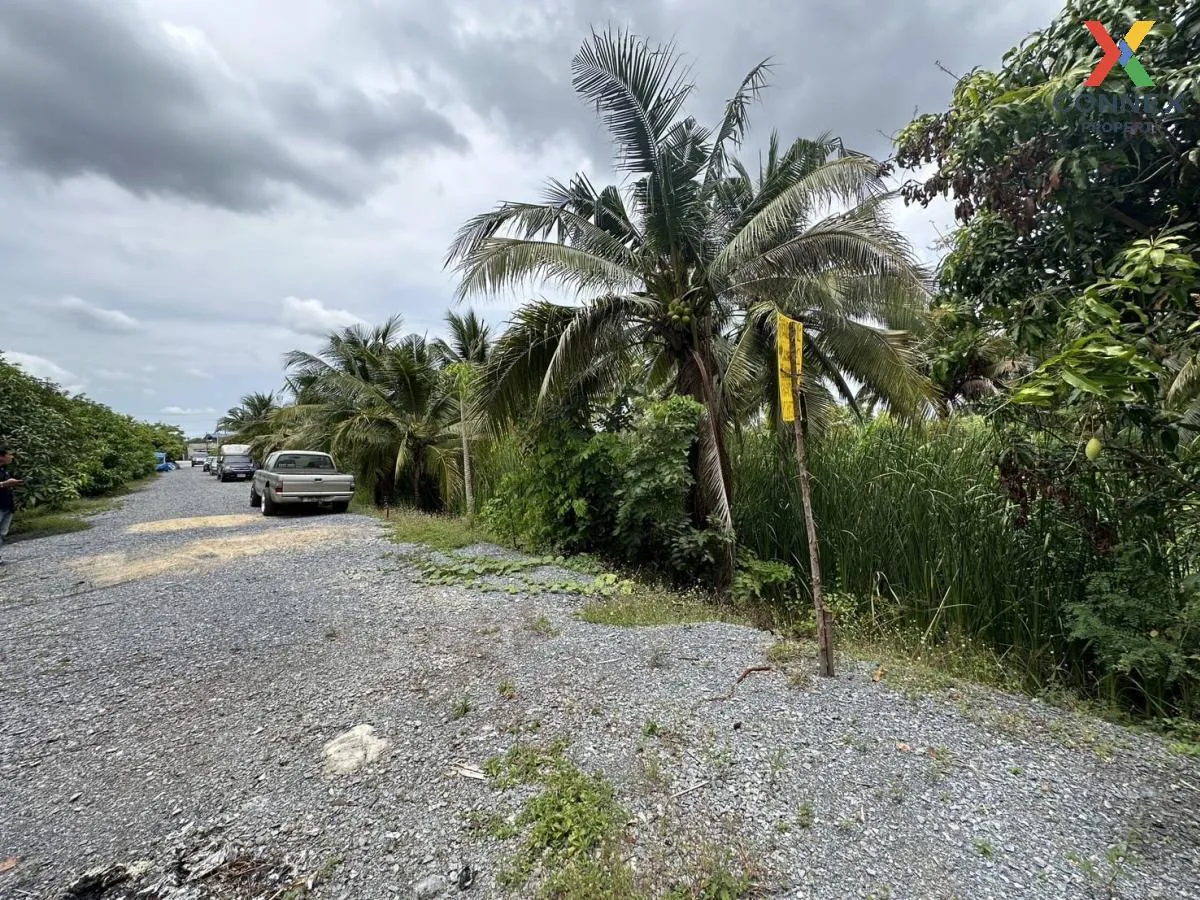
0;447;22;566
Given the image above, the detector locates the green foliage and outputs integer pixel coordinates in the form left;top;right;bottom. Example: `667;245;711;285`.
511;768;622;879
1012;229;1199;421
402;548;634;599
731;549;795;610
1070;543;1200;716
479;415;620;555
484;741;634;895
537;849;642;900
578;591;749;627
891;2;1200;719
614;397;726;580
480;397;726;583
450;29;930;592
6;511;93;540
1;354;159;511
897;0;1199;343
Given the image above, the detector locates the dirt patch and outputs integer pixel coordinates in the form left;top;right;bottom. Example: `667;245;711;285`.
71;526;347;587
126;514;260;535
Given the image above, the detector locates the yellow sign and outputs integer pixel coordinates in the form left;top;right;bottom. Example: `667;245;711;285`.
777;312;802;423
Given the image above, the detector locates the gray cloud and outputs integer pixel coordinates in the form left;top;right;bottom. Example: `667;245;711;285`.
0;0;467;212
352;0;1054;166
271;83;469;162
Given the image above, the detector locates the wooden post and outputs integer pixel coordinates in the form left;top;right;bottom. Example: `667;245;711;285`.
787;321;834;677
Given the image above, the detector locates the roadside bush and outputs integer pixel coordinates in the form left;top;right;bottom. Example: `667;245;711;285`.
480;417;620;554
612;396;722;581
480;397;717;583
0;354;164;510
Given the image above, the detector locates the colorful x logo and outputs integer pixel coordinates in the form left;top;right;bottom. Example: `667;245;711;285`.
1084;20;1155;87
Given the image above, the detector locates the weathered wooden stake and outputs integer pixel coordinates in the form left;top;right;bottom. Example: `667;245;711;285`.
787;321;834;677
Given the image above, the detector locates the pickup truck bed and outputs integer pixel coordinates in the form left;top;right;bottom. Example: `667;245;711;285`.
250;451;355;516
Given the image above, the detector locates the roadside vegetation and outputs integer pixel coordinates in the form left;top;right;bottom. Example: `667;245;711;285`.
6;480;157;541
215;0;1199;730
0;355;183;538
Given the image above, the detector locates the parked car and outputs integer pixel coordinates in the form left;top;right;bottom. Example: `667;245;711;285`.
217;453;257;482
191;453;207;467
250;451;355;516
204;455;221;474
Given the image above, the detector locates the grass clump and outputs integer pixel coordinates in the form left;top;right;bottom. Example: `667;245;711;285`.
796;801;815;830
8;484;144;542
484;740;570;790
528;615;559;637
499;766;626;889
385;508;482;551
450;694;472;721
661;847;759;899
579;589;751;628
7;512;93;541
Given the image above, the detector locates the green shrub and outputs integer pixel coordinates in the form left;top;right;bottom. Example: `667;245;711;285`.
1070;541;1200;717
1;355;164;511
613;396;723;582
479;418;620;554
731;549;796;611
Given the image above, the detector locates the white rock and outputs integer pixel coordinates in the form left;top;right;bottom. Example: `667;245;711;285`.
414;873;449;899
322;724;389;775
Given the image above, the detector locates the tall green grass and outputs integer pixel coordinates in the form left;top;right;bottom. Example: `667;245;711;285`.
733;417;1093;688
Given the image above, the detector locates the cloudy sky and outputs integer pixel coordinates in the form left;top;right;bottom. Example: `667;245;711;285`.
1;0;1059;434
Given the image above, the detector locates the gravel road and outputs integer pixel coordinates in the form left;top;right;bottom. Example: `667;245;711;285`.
1;469;1198;899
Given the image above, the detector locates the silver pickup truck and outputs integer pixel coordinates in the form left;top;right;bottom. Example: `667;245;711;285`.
250;451;355;516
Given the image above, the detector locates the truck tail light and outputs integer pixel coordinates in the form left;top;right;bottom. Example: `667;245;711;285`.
274;484;284;493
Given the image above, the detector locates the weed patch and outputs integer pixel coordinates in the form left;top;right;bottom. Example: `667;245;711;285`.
483;741;635;897
385;509;483;551
579;591;751;627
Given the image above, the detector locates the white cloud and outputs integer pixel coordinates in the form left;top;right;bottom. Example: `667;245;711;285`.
161;405;217;415
95;368;136;381
4;350;80;386
280;296;368;337
186;367;214;379
161;22;238;81
59;296;141;333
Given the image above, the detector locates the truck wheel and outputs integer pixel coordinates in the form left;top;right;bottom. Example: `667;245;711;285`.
262;492;276;517
331;501;350;514
250;488;261;508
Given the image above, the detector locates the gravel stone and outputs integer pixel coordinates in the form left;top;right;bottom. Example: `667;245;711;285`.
1;469;1198;898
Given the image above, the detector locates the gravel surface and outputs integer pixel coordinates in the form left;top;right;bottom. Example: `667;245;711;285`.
1;469;1198;899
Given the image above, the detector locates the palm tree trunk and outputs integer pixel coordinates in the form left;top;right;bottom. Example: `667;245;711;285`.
461;393;475;520
788;327;834;677
678;349;736;593
412;449;423;509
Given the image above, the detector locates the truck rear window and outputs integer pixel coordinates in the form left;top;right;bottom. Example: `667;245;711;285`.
274;454;336;471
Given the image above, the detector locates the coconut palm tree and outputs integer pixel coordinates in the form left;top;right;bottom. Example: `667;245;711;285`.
283;321;461;509
433;310;493;518
446;29;930;586
218;391;280;449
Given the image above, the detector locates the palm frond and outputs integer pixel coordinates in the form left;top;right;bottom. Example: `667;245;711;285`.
704;60;772;184
571;29;693;175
